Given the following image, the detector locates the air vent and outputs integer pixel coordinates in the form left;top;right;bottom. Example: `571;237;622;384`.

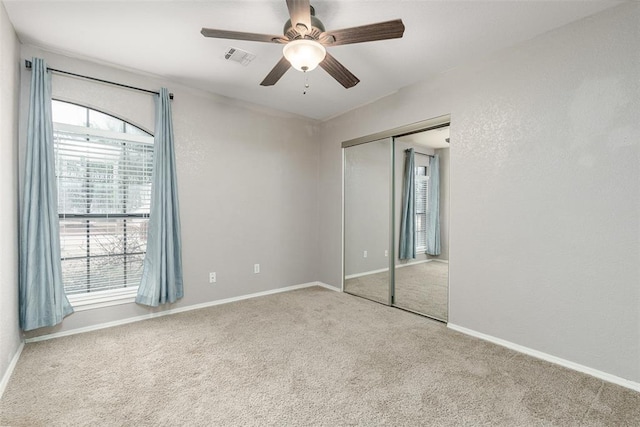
224;47;256;66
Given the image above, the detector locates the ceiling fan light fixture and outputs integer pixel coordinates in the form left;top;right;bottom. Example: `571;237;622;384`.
283;39;326;72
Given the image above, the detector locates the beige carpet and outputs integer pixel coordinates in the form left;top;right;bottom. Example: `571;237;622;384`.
1;287;639;426
345;261;448;320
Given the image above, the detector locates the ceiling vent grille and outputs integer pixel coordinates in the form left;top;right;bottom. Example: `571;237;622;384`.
224;47;256;66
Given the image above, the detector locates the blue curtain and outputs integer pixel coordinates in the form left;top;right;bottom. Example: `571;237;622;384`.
426;154;441;256
19;58;73;331
136;88;184;307
399;149;415;260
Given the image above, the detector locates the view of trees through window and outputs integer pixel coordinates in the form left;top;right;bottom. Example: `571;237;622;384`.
52;100;154;295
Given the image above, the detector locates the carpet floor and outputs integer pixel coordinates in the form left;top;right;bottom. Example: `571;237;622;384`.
345;261;448;321
1;286;638;426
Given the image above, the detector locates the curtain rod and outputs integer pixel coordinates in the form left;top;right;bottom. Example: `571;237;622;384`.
25;60;174;100
405;149;434;158
416;152;434;158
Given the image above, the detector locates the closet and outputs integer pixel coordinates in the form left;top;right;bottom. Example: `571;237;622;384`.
343;117;450;321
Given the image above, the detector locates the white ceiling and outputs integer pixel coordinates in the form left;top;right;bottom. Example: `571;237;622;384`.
4;0;622;121
397;126;450;149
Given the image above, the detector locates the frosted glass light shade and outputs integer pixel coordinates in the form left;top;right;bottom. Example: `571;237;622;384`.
283;40;327;72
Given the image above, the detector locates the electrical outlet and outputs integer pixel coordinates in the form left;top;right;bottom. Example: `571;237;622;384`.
363;250;368;258
385;250;388;257
254;264;260;274
209;272;216;283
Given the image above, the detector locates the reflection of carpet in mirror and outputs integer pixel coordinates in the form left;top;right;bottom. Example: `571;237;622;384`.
345;261;448;321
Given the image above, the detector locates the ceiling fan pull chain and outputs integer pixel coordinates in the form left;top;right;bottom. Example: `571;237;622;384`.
303;71;310;95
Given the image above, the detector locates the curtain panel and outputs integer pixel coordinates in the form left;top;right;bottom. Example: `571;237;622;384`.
136;88;184;307
399;148;416;260
426;154;441;256
19;58;73;331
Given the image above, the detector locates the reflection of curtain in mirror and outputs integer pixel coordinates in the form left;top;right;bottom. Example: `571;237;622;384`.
426;154;441;256
399;149;415;259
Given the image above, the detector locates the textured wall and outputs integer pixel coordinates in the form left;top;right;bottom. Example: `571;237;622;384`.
319;3;639;382
19;45;321;338
448;4;639;383
0;2;21;387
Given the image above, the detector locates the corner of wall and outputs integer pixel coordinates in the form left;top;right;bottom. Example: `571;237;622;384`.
0;0;24;393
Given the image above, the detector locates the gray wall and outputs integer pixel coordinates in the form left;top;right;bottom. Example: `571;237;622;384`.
0;2;21;388
19;45;321;338
344;139;391;276
319;3;639;383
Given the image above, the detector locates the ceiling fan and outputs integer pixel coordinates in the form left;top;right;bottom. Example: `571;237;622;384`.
201;0;405;89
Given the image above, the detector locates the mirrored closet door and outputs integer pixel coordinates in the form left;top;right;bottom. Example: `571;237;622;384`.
393;127;450;321
343;138;392;305
343;122;450;322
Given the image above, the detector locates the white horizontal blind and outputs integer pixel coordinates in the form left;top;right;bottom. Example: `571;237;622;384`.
415;166;429;252
54;125;154;295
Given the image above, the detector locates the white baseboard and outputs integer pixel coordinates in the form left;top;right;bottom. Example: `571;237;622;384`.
345;267;389;280
25;282;335;344
316;282;341;292
447;323;640;393
345;259;434;280
0;342;24;400
397;259;431;268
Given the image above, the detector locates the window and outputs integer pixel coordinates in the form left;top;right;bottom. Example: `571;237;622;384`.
52;100;154;309
415;165;429;252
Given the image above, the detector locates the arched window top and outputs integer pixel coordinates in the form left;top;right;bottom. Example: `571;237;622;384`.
51;99;154;301
52;99;151;137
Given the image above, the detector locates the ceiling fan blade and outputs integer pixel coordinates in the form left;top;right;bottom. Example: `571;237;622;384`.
320;19;405;46
260;57;292;86
319;52;360;89
201;28;287;44
286;0;311;35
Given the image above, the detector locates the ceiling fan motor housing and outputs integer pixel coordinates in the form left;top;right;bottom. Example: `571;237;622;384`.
200;1;404;88
283;6;325;40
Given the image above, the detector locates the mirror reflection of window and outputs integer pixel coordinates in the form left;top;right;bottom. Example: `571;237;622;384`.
415;165;429;252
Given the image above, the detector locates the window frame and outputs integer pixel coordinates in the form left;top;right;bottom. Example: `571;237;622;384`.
52;100;154;311
415;165;429;253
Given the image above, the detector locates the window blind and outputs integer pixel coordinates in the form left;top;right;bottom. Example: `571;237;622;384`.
54;125;153;295
415;167;429;251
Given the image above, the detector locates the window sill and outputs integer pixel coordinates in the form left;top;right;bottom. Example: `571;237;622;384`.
68;287;139;312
